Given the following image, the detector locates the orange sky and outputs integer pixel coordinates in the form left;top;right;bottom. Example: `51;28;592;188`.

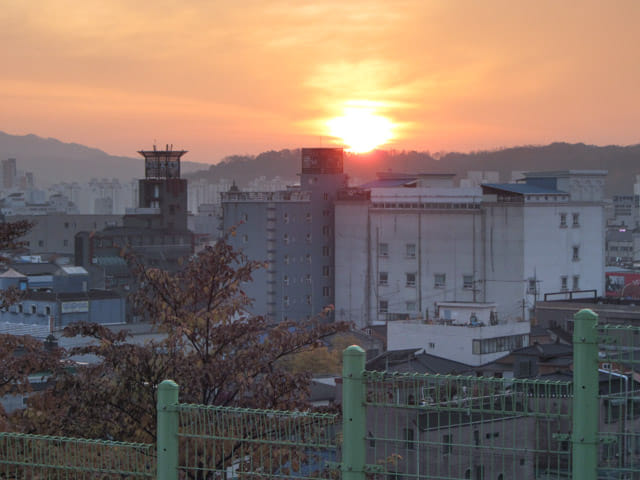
1;1;639;163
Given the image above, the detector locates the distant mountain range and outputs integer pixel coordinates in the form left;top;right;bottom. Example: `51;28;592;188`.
184;143;640;196
0;131;207;187
2;131;639;195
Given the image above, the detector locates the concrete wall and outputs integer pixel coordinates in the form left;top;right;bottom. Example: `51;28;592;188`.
8;213;122;256
387;321;530;365
334;200;370;327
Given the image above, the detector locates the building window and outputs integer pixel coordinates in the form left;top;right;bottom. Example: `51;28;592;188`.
30;305;36;314
572;213;580;227
323;286;332;297
379;243;389;257
38;240;44;247
284;255;289;265
305;233;312;243
305;212;312;223
379;300;388;313
379;271;388;286
560;213;567;227
434;273;446;288
572;245;580;261
18;304;23;313
283;233;289;245
283;212;289;224
242;234;249;243
306;295;311;305
323;193;329;201
45;306;51;316
322;265;330;277
404;428;415;449
243;213;249;222
406;301;416;311
283;275;289;286
63;239;69;247
573;275;580;290
463;275;474;289
322;225;331;236
322;246;331;256
443;434;452;455
561;276;568;291
406;243;416;258
428;342;435;349
527;278;537;294
284;296;290;308
322;209;330;217
406;272;416;287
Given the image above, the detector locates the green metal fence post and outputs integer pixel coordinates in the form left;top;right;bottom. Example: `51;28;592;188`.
157;380;179;480
342;345;366;480
572;308;599;480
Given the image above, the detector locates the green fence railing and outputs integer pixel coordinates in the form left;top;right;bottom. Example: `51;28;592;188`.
0;308;639;480
0;431;155;478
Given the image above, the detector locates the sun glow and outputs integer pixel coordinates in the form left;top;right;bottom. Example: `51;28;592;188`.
327;104;394;153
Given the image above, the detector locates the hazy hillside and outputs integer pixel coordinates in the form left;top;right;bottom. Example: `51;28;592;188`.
185;143;640;196
2;131;639;195
0;131;208;187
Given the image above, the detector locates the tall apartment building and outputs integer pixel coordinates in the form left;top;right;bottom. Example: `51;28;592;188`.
335;170;607;329
2;158;17;189
222;148;347;323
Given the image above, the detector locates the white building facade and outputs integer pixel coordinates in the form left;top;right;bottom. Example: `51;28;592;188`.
335;170;606;330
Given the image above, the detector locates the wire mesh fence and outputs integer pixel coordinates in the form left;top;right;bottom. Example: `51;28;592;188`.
597;324;640;478
0;432;156;479
176;404;340;480
1;310;639;480
361;372;573;480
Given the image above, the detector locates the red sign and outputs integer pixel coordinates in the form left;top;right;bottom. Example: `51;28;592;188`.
606;272;640;299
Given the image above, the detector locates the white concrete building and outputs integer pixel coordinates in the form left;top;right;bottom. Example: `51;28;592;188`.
387;318;530;366
335;170;606;331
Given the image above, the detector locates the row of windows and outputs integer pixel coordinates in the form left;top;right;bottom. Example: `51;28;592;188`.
283;274;312;285
608;246;633;252
280;231;331;245
283;254;312;264
25;240;69;247
95;236;188;247
559;212;580;227
379;300;417;313
8;304;52;316
561;275;580;291
282;287;332;305
379;243;415;258
378;272;474;289
472;334;528;354
371;202;480;210
247;209;332;224
283;295;312;307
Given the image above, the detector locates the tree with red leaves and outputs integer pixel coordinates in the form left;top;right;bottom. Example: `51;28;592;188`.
13;235;347;442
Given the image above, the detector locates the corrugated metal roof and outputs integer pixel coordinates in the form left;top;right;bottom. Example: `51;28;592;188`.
482;183;567;195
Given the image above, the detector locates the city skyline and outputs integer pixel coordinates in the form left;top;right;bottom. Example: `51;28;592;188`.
1;1;639;163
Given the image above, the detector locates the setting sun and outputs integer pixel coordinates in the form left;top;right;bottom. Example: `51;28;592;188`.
327;104;395;153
